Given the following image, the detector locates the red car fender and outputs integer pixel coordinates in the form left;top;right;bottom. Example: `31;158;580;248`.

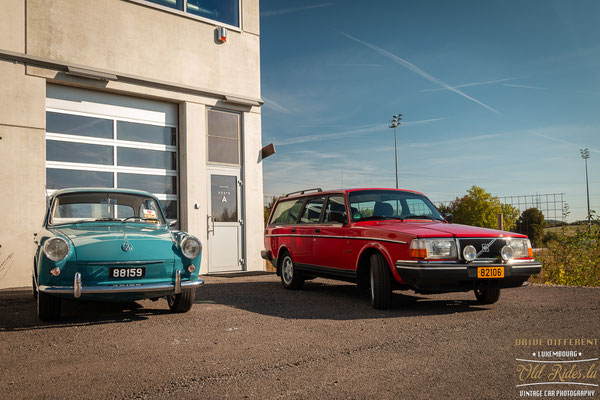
354;241;406;284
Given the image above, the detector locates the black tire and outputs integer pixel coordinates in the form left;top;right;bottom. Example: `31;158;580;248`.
280;252;304;290
370;253;392;309
32;275;38;299
167;289;195;313
474;288;501;305
37;291;61;321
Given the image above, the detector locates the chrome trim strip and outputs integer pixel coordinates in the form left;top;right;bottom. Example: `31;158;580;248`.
74;273;82;298
397;265;468;271
39;278;204;295
174;270;182;294
511;264;542;269
76;260;165;266
265;234;407;245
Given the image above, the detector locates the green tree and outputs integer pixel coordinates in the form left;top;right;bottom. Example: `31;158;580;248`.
446;186;519;231
264;195;284;227
517;208;545;247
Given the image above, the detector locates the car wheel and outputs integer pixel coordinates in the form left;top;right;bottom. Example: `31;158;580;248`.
474;288;501;305
167;289;195;313
37;291;61;321
280;252;304;290
370;253;392;309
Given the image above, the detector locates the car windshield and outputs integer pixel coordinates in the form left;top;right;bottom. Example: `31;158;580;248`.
49;192;166;225
348;190;444;222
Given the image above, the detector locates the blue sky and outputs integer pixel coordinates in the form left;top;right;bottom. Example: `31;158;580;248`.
258;0;599;222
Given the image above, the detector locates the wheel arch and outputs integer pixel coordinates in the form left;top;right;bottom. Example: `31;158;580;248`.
275;245;291;276
355;244;403;286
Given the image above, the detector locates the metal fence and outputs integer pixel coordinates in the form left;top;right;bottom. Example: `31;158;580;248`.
436;193;566;226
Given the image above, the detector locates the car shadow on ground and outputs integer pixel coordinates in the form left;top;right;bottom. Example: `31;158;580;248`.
195;278;490;320
0;289;171;332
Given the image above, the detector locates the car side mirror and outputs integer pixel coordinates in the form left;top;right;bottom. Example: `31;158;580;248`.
329;211;347;224
169;219;178;227
444;213;453;223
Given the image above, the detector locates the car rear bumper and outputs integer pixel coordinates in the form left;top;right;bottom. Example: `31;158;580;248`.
395;260;542;293
39;270;204;298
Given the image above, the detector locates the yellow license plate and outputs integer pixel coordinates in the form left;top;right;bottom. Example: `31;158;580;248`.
477;267;504;279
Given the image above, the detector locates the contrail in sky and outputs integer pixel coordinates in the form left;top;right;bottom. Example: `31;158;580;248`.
340;32;501;115
421;78;515;92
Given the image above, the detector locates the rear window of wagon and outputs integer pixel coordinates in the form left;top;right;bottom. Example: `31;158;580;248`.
269;198;305;225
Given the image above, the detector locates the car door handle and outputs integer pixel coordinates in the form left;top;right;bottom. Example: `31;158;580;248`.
291;228;296;233
315;228;320;233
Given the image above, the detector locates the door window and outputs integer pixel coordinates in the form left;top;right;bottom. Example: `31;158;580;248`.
210;175;238;222
298;197;325;224
323;196;347;223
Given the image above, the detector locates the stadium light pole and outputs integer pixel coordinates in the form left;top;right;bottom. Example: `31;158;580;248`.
580;148;591;228
388;114;402;189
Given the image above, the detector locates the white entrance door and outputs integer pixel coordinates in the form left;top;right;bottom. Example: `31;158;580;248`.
207;168;243;272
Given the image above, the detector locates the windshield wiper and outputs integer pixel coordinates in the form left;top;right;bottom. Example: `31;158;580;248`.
358;216;404;222
94;217;122;222
403;215;444;221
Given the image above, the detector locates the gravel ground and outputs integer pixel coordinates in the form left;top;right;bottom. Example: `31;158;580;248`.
0;274;598;399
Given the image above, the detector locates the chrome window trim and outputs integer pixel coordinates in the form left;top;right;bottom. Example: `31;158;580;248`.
265;234;407;245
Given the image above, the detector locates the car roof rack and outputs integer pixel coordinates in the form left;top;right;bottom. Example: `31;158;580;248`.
285;188;323;197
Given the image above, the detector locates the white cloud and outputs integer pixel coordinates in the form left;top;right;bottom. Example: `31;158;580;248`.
261;3;333;17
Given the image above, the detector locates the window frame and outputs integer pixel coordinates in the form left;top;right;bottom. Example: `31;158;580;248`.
206;107;242;166
129;0;243;31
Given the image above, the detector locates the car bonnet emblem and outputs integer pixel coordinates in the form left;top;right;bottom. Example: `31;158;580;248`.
477;239;496;257
121;231;133;252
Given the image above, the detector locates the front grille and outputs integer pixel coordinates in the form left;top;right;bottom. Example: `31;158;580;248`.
458;238;509;260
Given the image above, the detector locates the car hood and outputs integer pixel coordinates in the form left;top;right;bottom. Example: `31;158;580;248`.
53;224;176;262
360;221;524;238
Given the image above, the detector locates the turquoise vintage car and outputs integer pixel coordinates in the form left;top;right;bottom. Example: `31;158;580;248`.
33;188;204;320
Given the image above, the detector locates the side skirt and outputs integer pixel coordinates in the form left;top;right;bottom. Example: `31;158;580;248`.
294;263;357;283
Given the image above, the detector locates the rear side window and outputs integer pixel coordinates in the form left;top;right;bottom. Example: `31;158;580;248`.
269;199;304;225
299;197;325;224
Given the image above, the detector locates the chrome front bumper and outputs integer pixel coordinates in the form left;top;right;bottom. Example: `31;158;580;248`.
39;270;204;298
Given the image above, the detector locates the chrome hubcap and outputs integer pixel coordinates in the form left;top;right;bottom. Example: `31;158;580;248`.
282;257;293;284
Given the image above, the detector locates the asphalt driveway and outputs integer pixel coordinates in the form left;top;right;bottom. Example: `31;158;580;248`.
0;273;598;399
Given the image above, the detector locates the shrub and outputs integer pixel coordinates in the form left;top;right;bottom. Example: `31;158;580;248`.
532;225;600;287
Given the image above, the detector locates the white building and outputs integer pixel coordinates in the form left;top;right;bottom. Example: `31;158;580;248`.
0;0;265;288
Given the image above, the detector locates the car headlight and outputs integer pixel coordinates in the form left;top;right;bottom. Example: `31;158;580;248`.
409;238;457;259
43;237;69;262
506;238;533;259
181;236;202;259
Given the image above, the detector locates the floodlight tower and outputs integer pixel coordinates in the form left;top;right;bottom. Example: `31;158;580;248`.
388;114;402;189
580;148;591;227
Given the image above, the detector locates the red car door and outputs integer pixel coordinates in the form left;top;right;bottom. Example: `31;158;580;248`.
293;196;325;265
313;195;354;272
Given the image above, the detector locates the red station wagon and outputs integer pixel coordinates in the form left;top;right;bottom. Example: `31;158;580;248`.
261;188;542;309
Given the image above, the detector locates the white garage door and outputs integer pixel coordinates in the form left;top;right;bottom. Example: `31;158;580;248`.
45;85;179;222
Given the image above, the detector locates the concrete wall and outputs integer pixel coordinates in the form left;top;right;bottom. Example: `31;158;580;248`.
0;61;47;289
27;0;261;98
0;0;264;288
